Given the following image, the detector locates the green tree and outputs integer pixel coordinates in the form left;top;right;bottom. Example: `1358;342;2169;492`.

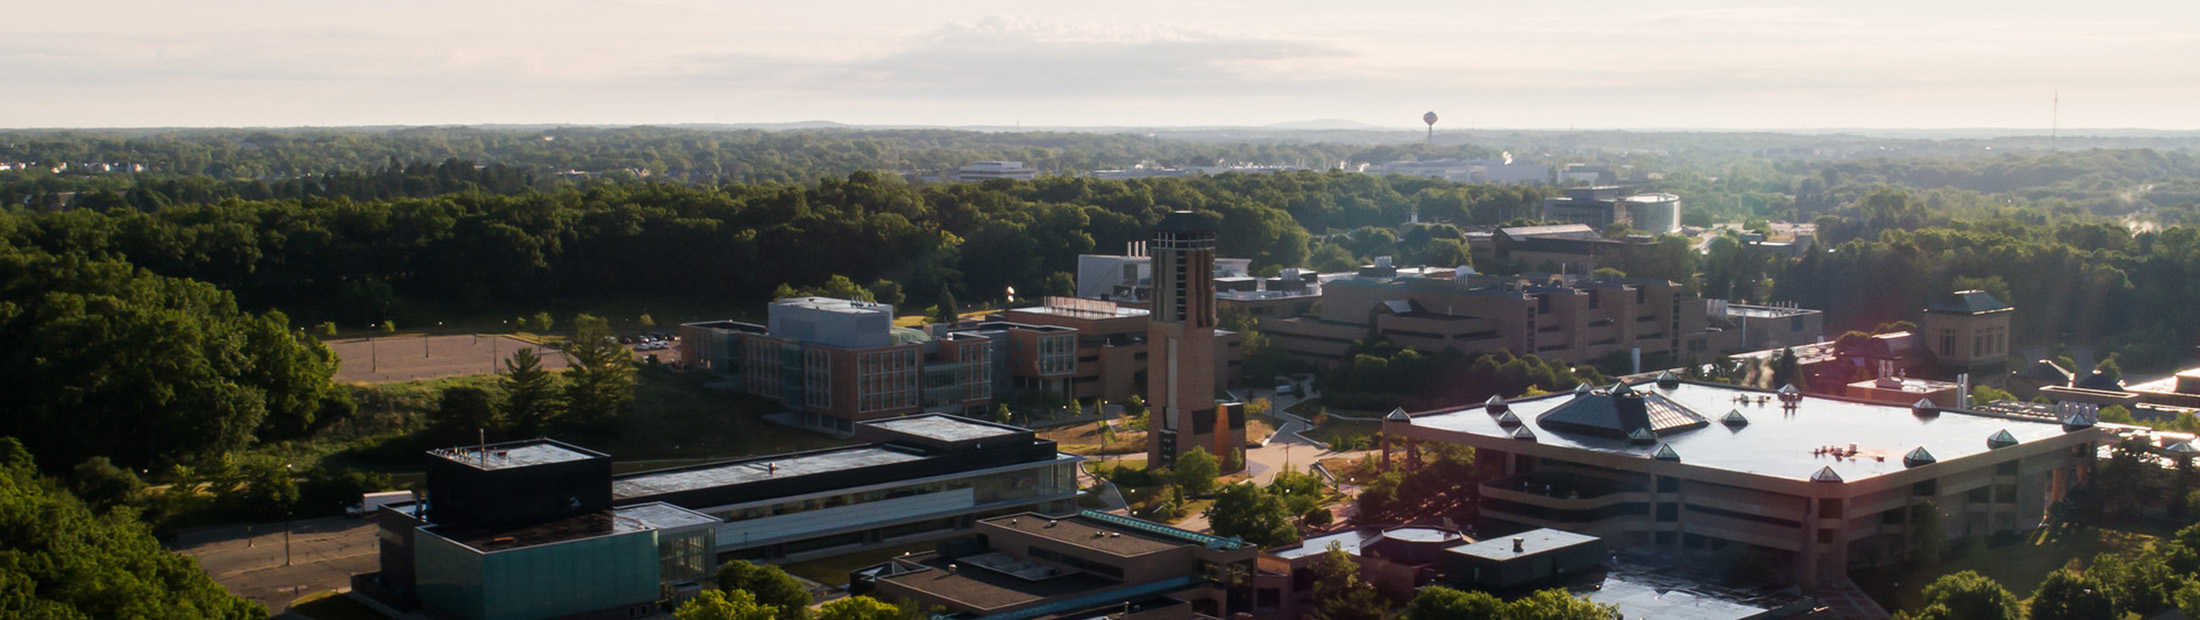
866;279;906;306
933;287;960;323
531;311;555;332
433;386;502;441
2175;578;2200;619
1307;544;1386;620
1122;394;1147;418
815;595;910;620
379;320;396;334
2089;551;2175;617
1897;571;2020;620
713;561;810;620
2100;404;2135;423
2096;354;2124;385
1170;447;1221;497
1508;588;1621;619
2028;569;2113;620
315;321;338;338
992;403;1013;425
1043;271;1076;297
69;456;145;512
564;314;635;424
1205;483;1299;547
637;313;656;329
500;347;561;434
674;589;777;620
1405;586;1504;619
1970;385;2016;405
0;438;265;618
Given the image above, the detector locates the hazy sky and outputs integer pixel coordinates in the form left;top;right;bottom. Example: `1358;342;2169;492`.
9;1;2197;129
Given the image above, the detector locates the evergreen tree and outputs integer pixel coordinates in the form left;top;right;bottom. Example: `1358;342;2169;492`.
933;287;960;323
564;314;635;424
500;347;561;434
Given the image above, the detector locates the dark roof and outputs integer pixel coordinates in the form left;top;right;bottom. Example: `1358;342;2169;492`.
1926;290;2012;314
1534;384;1710;439
1154;210;1218;235
2075;370;2125;392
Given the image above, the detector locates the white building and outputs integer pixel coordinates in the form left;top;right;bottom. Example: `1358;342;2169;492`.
953;161;1038;182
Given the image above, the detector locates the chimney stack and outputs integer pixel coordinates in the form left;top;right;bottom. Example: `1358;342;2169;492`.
1513;537;1525;553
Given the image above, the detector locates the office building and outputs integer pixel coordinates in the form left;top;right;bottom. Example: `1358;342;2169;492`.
1075;246;1252;304
1472;224;1659;274
1260;270;1716;368
853;510;1255;619
993;297;1242;408
1145;211;1245;467
1378;377;2111;590
1539;186;1683;234
363;440;722;620
678;297;994;433
1706;300;1824;353
953;161;1037;182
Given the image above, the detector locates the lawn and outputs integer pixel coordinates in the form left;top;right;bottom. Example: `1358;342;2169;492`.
776;541;940;588
1299;419;1382;450
1041;420;1146;455
1851;524;2161;613
288;591;385;620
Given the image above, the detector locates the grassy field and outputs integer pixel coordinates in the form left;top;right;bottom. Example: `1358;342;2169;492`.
1852;525;2162;613
1041;420;1146;455
1298;418;1382;450
287;591;385;620
777;541;939;587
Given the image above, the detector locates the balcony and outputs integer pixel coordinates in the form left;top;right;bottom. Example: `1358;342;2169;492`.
1480;473;1649;510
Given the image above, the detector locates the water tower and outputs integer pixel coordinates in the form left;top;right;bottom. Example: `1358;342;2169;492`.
1423;111;1438;144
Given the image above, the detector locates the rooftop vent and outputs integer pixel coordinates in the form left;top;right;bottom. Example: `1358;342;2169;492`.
2061;407;2098;431
1810;466;1844;483
1574;382;1593;395
1651;443;1680;461
1912;398;1938;417
1987;429;2018;449
1903;447;1936;468
1485;394;1508;413
1511;426;1537;441
1721;409;1750;427
1655;371;1680;389
1628;427;1656;444
2170;441;2200;458
1611;382;1635;396
1385;407;1411;422
1496;411;1522;427
1513;537;1525;553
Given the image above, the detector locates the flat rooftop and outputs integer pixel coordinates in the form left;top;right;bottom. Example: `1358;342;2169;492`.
1446;528;1600;562
1724;304;1817;319
867;415;1022;443
427;503;713;552
611;446;927;500
1849;376;1960;393
430;440;602;471
1270;530;1375;560
982;514;1187;557
1404;381;2081;482
774;296;894;315
878;556;1117;613
1006;304;1148;319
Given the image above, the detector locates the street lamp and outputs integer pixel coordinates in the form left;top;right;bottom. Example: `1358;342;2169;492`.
282;463;294;567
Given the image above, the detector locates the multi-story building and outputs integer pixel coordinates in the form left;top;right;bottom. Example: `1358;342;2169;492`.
854;510;1256;618
1919;289;2014;376
1706;300;1824;353
1471;224;1658;274
1378;376;2111;591
1261;270;1716;368
1146;211;1245;467
363;416;1082;619
947;320;1080;404
952;161;1037;182
1539;186;1683;234
1076;246;1252;304
361;440;723;620
677;297;993;433
614;414;1081;560
994;297;1242;406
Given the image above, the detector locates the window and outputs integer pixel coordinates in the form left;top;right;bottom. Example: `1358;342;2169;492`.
1940;329;1956;356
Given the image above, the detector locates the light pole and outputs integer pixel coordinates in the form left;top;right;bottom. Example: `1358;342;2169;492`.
369;326;377;373
282;463;293;567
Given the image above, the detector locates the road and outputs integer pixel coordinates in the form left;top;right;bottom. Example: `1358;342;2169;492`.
173;516;379;614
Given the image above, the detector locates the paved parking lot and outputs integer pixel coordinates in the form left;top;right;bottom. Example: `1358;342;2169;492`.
173;516;380;613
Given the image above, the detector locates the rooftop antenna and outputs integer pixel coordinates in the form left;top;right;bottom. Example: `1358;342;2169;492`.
2050;90;2059;152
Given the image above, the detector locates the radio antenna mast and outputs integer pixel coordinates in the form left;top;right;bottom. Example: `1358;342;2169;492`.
2050;90;2059;152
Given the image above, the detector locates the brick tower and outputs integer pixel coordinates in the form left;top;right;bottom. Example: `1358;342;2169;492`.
1146;211;1243;469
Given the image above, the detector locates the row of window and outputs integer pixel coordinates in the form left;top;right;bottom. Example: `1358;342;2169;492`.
711;464;1075;523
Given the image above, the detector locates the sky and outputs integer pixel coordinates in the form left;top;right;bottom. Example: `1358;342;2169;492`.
7;1;2198;129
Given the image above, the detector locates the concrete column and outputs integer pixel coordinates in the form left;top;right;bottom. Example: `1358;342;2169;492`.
1379;436;1393;473
1406;439;1421;471
1797;497;1819;591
